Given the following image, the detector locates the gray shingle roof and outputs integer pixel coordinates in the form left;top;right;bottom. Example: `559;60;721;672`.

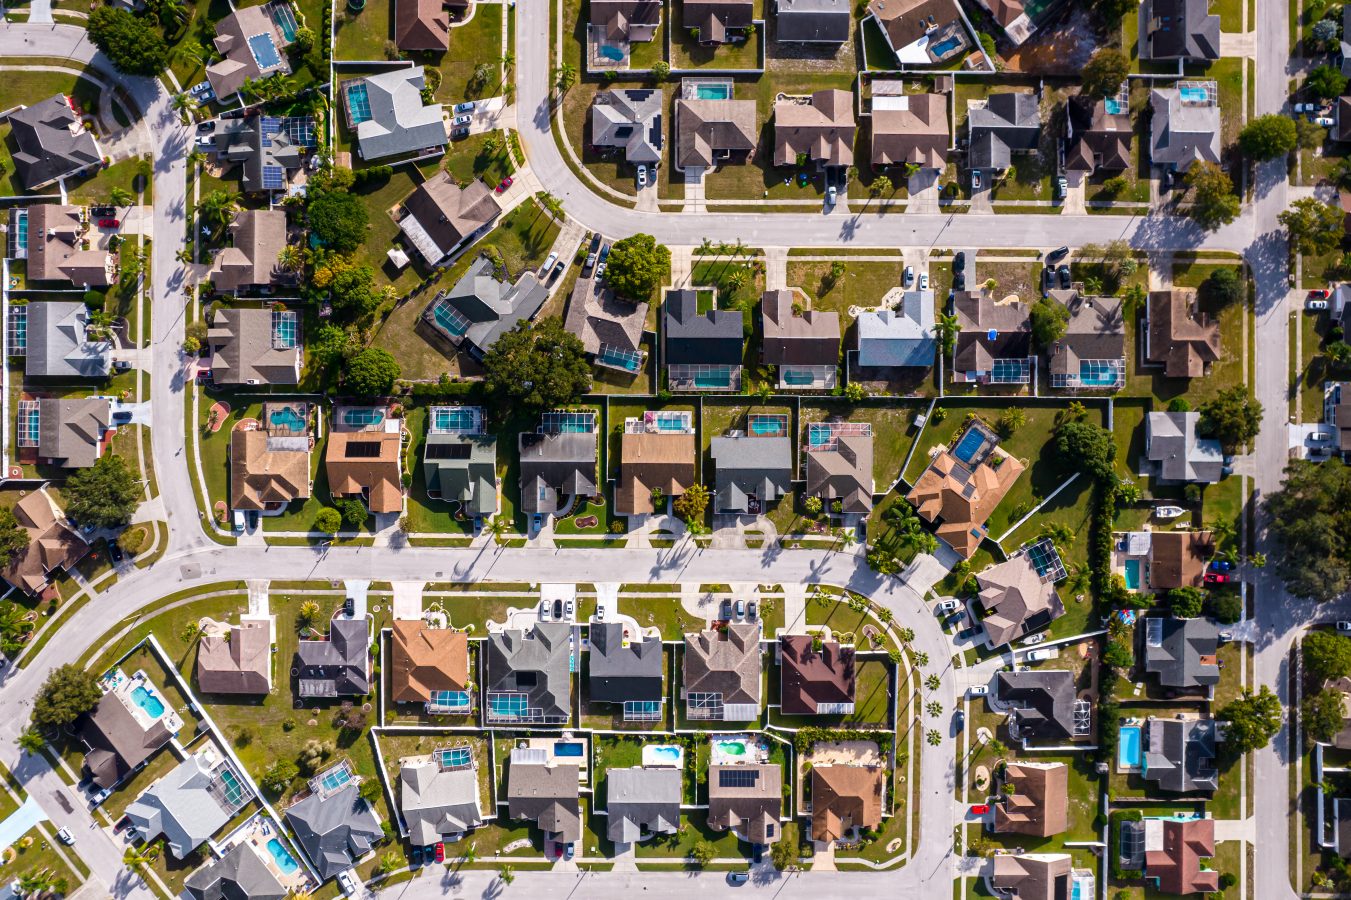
427;257;548;358
506;755;581;842
423;433;497;517
285;783;383;880
1146;412;1223;483
126;751;249;859
399;758;483;845
79;692;173;788
710;435;792;514
295;617;370;698
968;93;1041;170
1140;0;1220;60
805;433;874;514
185;841;286;900
591;89;664;165
856;290;936;367
994;670;1078;742
518;431;598;515
1149;87;1221;172
664;289;744;365
775;0;853;41
347;68;447;161
1143;616;1221;689
399;173;500;267
1142;716;1218;793
8;96;101;190
38;397;108;469
207;304;301;385
606;767;681;843
211;117;305;193
589;622;664;703
206;5;292;99
683;621;762;710
486;623;572;721
26;301;112;379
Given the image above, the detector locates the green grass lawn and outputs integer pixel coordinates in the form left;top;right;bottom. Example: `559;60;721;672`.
768;656;894;728
441;131;515;188
67;159;153;206
0;825;85;896
668;2;760;70
786;260;903;315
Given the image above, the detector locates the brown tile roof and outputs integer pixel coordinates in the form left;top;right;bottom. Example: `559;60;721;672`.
871;93;948;168
1146;289;1221;379
708;763;782;844
866;0;960;52
390;621;470;702
805;433;874;514
208;210;287;293
1;490;88;595
399;172;500;267
810;765;884;841
761;289;840;366
990;854;1072;900
230;428;311;512
993;762;1068;837
978;0;1024;26
683;621;761;709
675;98;758;169
589;0;663;41
976;555;1065;647
1149;530;1213;590
27;205;117;286
196;621;272;694
683;0;754;41
906;446;1024;559
779;634;855;715
325;431;404;514
773;90;855;167
616;431;696;515
1145;818;1220;894
395;0;450;50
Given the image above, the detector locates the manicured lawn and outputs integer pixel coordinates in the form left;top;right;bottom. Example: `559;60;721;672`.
981;753;1102;851
669;2;760;70
68;159;153;206
438;4;506;104
613;595;704;640
441;131;515;188
351;166;429;296
333;0;395;61
375;732;494;815
799;399;927;491
0;825;85;896
769;656;894;728
786;260;903;314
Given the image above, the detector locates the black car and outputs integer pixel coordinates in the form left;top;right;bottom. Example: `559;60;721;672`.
221;109;246;119
451;127;470;140
956;626;980;640
953;251;966;270
944;612;964;629
553;598;563;619
112;410;133;425
108;543;124;564
1047;246;1069;263
90;206;116;218
196;121;216;134
344;596;355;617
598;244;611;265
1057;265;1071;290
549;260;566;283
953;273;966;292
588;233;602;254
1041;266;1054;295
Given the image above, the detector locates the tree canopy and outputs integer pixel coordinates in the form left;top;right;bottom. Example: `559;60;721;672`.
481;317;591;412
1308;64;1349;99
1265;459;1351;601
1217;686;1282;755
327;262;381;320
1303;688;1346;744
0;509;29;569
1029;296;1070;347
1082;49;1130;100
1199;267;1243;307
65;453;141;529
345;347;400;396
1304;631;1351;682
604;234;671;302
1237;114;1299;161
307;188;369;254
1197;386;1262;453
33;664;101;729
1279;198;1345;256
88;8;169;76
1055;420;1117;482
1185;162;1240;230
1168;586;1205;619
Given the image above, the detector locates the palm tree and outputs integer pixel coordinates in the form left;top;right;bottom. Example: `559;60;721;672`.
554;63;577;93
109;187;134;207
297;600;321;628
123;846;156;870
500;51;515;72
498;865;515;885
16;728;44;756
18;872;52;895
187;149;207;168
489;516;510;546
934;313;960;355
482;132;504;156
146;0;188;30
200;189;241;229
180;622;202;645
463;841;478;864
171;92;198;125
175;247;195;265
278;245;304;272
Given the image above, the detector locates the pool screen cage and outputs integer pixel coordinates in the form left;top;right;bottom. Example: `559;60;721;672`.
623;700;662;722
16;400;38;448
988;358;1032;384
1177;80;1218;105
596;343;643;372
1052;358;1124;389
435;745;475;770
1017;537;1067;584
8;305;27;355
686;692;724;720
271;310;299;349
539;410;597;434
1073;699;1093;735
207;761;252;814
745;413;788;437
309;759;355;798
804;420;872;453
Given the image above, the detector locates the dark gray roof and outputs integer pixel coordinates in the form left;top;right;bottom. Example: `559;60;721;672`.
212;117;305;193
423;433;497;517
185;841;287;900
591;89;664;165
994;670;1078;742
38;397;108;469
710;435;792;514
1142;716;1218;793
664;290;744;365
606;767;681;843
518;431;598;515
285;783;383;880
430;257;549;359
1045;291;1126;378
486;623;572;721
295;617;370;698
26;301;112;378
207;306;301;386
399;759;483;845
8;96;101;190
589;623;664;703
1143;616;1221;689
968;93;1041;170
775;0;853;41
1141;0;1220;60
1149;87;1220;172
79;691;173;788
506;754;581;842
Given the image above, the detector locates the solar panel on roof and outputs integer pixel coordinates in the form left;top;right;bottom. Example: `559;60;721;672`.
427;443;471;460
718;768;759;788
262;165;285;190
345;441;382;458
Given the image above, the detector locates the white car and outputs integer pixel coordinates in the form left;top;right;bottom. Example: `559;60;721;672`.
827;185;837;205
1021;632;1046;646
594;601;607;622
968;685;988;697
919;273;929;291
1316;117;1336;127
1295;102;1317;113
539;599;551;621
541;251;559;275
565;599;575;621
337;872;359;897
452;114;472;126
1308;298;1329;311
1338;621;1351;633
937;599;960;613
55;828;73;845
903;266;915;287
971;169;982;190
637;165;648;187
1025;648;1053;662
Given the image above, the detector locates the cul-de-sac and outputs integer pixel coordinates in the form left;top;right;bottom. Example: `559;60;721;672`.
0;0;1344;897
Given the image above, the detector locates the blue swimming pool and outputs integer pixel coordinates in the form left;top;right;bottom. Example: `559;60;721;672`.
554;741;585;758
748;415;785;437
269;407;305;432
696;84;731;100
1118;724;1143;769
952;428;986;465
130;684;166;719
648;746;681;763
1180;86;1210;103
1104;98;1127;115
266;837;300;874
248;33;284;70
599;44;624;61
930;35;962;56
1124;559;1142;591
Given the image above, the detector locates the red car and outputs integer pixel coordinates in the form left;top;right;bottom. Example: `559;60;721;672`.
97;218;119;228
1309;289;1332;299
495;176;513;194
1203;572;1231;585
969;804;990;816
434;842;444;863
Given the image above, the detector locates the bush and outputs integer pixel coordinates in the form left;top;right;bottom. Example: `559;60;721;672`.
335;499;367;530
1168;586;1205;618
345;348;400;396
260;759;299;795
1207;591;1243;623
33;664;101;728
88;7;168;75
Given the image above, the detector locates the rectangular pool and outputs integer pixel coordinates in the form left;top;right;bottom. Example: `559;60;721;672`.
952;428;986;464
696;84;731;100
553;741;585;757
247;33;283;70
1124;559;1142;591
1118;724;1142;769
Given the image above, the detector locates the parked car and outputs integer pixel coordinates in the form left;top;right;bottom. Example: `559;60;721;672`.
196;121;216;134
937;598;960;613
195;135;215;148
1021;632;1045;646
1316;117;1336;127
595;262;607;279
734;599;746;619
584;252;597;272
55;828;73;845
1057;265;1071;290
109;543;124;564
539;600;551;621
956;626;980;641
752;844;763;864
451;126;470;140
903;266;915;287
1309;288;1332;299
727;872;750;885
970;169;982;190
599;244;611;265
564;843;575;861
1295;102;1319;113
1203;572;1231;585
969;805;989;816
595;601;607;621
1055;176;1068;200
564;599;575;620
1338;621;1351;633
953;273;966;291
1047;246;1070;263
747;601;758;620
454;101;476;113
968;685;988;697
1025;648;1053;662
495;176;513;194
1208;560;1233;573
542;251;560;275
89;787;111;808
112;410;133;425
637;164;648;187
337;872;359;897
97;218;120;229
452;114;472;126
189;81;212;98
220;109;246;120
953;709;965;730
552;598;562;619
919;273;929;291
944;612;964;629
409;845;424;867
1308;298;1329;311
550;260;566;282
1041;266;1055;295
826;185;837;205
434;842;445;863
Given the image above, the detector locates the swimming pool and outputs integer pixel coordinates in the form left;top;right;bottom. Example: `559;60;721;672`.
1104;98;1127;115
1124;559;1142;591
748;415;786;437
554;741;585;758
599;44;625;61
346;82;373;124
269;407;306;432
642;744;684;767
597;344;641;372
952;427;987;465
1118;724;1143;769
131;684;166;719
714;739;748;757
433;407;479;433
247;33;284;70
270;2;299;42
1180;85;1210;103
696;84;731;100
266;837;300;874
929;35;962;57
342;408;384;428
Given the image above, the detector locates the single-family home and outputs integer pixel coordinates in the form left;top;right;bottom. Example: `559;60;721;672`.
206;5;293;100
589;622;665;716
590;89;664;166
210;116;314;194
229;412;312;515
1143;616;1221;691
804;428;873;514
606;767;681;843
1139;0;1220;61
423;257;547;359
36;397;110;469
423;429;498;520
864;0;971;66
710;432;793;515
993;761;1068;837
197;620;273;694
870;88;948;169
485;623;572;724
126;746;252;858
854;290;936;369
683;621;762;720
26;301;112;379
779;634;855;715
1064;94;1132;176
1321;676;1351;749
518;428;599;517
285;780;383;881
989;854;1076;900
773;90;855;168
207;210;290;294
674;84;758;170
974;555;1065;648
399;751;484;844
390;620;471;712
506;749;581;845
0;490;88;597
952;291;1033;384
325;428;403;515
1151;530;1216;589
1142;715;1219;793
341;68;446;161
78;690;174;788
295;617;371;698
774;0;852;43
708;763;782;844
968;93;1041;174
589;0;662;43
1146;412;1223;483
683;0;755;43
616;416;696;515
184;841;287;900
906;419;1024;558
1145;289;1221;378
563;280;649;374
1134;816;1220;894
1149;84;1221;172
992;670;1087;744
398;173;501;268
810;764;884;842
761;289;841;389
25;205;117;286
208;304;302;386
1045;291;1126;390
396;0;464;50
664;289;744;391
7;96;102;190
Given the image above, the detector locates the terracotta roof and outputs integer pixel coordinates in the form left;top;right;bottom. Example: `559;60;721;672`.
230;428;311;512
1145;818;1220;894
196;621;272;694
773;90;855;167
325;431;403;514
390;621;469;702
1150;530;1213;590
779;634;855;715
990;854;1072;900
810;765;884;841
616;431;696;515
906;445;1024;559
1146;289;1221;378
0;490;88;595
993;762;1068;837
871;92;948;168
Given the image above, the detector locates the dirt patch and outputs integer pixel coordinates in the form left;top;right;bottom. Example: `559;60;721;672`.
1002;7;1100;74
206;402;231;432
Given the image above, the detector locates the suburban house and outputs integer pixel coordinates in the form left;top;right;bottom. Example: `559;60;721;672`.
36;397;110;469
1045;291;1126;390
507;749;582;846
1321;677;1351;749
423;427;498;521
184;841;287;900
968;93;1041;174
1145;411;1223;483
1143;616;1222;692
590;89;664;166
664;289;744;391
773;0;853;43
779;634;856;715
674;83;758;171
390;620;471;713
1139;0;1220;61
7;95;102;190
0;490;88;596
485;623;572;725
1330;381;1351;456
1149;84;1221;172
804;427;874;515
228;411;312;516
208;305;302;386
906;420;1025;558
295;617;371;698
423;256;548;360
1338;97;1351;143
1145;289;1221;378
1121;816;1219;894
710;432;793;515
563;280;649;374
683;621;762;720
285;777;383;881
616;413;696;516
589;0;662;43
1141;715;1219;793
683;0;755;43
992;670;1088;744
396;0;463;50
126;746;252;859
606;767;681;843
518;427;599;518
210;116;314;194
26;301;112;379
761;289;841;389
1064;94;1132;175
398;750;484;844
708;763;782;845
1117;529;1216;592
952;291;1033;383
993;761;1068;837
325;427;404;515
589;622;665;718
811;765;883;843
773;89;855;168
206;5;293;100
25;205;117;286
78;690;174;788
870;89;949;169
341;68;446;161
974;555;1065;648
854;290;936;369
207;210;289;294
196;620;273;694
989;854;1079;900
864;0;971;66
398;174;501;268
